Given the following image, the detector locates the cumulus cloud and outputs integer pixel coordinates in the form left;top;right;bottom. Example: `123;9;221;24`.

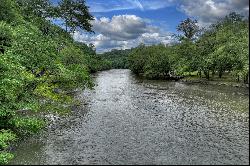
139;32;173;45
178;0;249;27
92;15;153;41
73;15;174;53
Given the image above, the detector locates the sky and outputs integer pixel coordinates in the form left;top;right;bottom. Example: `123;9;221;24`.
59;0;249;53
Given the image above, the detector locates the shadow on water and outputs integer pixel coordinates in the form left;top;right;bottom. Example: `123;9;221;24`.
10;69;249;165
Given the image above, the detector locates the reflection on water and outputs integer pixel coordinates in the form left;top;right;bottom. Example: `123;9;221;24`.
10;69;249;165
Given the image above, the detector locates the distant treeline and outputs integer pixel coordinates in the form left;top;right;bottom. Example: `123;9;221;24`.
98;49;132;69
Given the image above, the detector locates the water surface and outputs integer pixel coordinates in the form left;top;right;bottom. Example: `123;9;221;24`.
10;69;249;165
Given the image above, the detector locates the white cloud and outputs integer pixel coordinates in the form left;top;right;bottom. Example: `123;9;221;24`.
139;32;173;45
92;15;152;40
73;15;175;53
178;0;249;27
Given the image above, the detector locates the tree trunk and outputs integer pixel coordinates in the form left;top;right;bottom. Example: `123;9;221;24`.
65;20;68;32
212;70;215;77
198;70;202;78
248;73;249;84
219;71;223;78
0;48;4;54
244;72;249;84
204;70;209;80
247;73;249;84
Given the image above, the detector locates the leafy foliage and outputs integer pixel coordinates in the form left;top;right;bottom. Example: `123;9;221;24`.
129;44;174;79
57;0;94;32
0;130;16;165
0;152;14;165
0;0;22;23
177;18;200;40
16;0;53;19
99;49;132;69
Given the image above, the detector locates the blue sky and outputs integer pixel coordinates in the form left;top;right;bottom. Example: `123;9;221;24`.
85;0;187;33
53;0;249;53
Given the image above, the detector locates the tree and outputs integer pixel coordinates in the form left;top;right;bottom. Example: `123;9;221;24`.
177;18;200;40
128;44;175;79
100;49;132;69
193;12;249;80
128;44;148;74
143;45;173;79
195;29;217;79
0;0;22;23
16;0;53;19
176;18;200;75
211;12;248;79
224;12;244;24
57;0;94;33
175;39;197;73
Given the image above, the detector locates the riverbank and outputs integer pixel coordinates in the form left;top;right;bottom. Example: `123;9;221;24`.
179;75;249;89
135;72;249;89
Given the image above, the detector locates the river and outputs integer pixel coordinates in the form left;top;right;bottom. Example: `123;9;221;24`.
10;69;249;165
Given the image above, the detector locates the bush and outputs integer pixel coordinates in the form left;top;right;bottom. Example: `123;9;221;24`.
0;152;14;165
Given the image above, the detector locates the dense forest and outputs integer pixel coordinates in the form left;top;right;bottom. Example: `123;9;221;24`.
0;0;109;164
0;0;249;164
98;49;132;69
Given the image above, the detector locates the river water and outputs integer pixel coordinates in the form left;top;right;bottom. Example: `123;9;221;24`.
10;69;249;165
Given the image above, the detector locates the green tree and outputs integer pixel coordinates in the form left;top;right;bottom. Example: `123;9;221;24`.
57;0;94;32
210;12;248;79
16;0;53;19
0;0;22;23
128;44;175;79
175;39;197;75
177;18;200;40
100;49;131;69
143;45;173;79
195;29;217;79
128;44;148;74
